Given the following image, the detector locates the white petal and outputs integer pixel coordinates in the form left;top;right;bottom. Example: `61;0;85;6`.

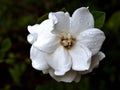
30;46;49;70
91;51;105;69
49;69;77;82
69;44;92;71
33;34;59;53
77;28;105;55
49;12;70;34
49;13;58;24
47;46;72;76
70;7;94;34
27;34;37;44
27;19;54;34
27;24;41;34
33;20;60;53
81;52;105;74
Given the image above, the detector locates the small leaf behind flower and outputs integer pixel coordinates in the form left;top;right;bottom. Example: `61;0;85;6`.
92;11;106;28
37;8;67;24
37;13;48;23
60;7;67;12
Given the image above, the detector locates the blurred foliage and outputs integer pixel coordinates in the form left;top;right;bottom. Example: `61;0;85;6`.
0;0;120;90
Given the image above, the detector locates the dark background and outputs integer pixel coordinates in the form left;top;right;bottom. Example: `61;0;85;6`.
0;0;120;90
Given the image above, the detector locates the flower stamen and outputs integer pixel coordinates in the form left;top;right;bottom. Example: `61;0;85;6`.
60;33;76;49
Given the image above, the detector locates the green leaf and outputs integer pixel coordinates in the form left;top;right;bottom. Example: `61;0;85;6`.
37;13;48;23
60;7;67;12
9;63;26;85
1;38;12;52
36;84;49;90
5;59;15;64
36;8;67;24
18;15;35;27
106;11;120;31
0;50;5;60
92;11;105;28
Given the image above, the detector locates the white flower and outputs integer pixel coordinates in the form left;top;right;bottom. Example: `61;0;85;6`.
27;7;105;82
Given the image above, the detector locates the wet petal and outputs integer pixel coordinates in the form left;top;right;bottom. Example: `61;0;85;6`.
70;7;94;34
30;46;49;70
47;46;72;76
32;19;60;53
49;69;77;82
49;12;70;34
82;52;105;74
69;44;92;71
77;28;105;55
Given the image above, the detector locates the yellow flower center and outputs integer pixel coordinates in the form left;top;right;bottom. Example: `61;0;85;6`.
60;32;76;49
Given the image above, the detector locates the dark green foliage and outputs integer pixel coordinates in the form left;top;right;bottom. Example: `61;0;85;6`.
0;0;120;90
92;11;105;28
1;38;12;52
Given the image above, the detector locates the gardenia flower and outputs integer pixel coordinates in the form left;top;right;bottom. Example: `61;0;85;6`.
27;7;105;82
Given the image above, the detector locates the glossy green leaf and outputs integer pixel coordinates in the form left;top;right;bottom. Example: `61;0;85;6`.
92;11;105;28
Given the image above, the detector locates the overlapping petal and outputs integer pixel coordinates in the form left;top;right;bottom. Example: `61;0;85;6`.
70;7;94;34
27;24;41;34
28;19;53;34
30;46;49;70
77;28;105;55
47;46;72;76
74;73;81;82
33;33;59;53
49;69;77;82
49;12;70;34
33;20;60;53
27;33;38;44
69;44;92;71
81;51;105;74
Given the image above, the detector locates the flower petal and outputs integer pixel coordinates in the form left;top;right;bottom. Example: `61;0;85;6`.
77;28;105;55
81;51;105;74
70;7;94;34
27;24;41;34
47;46;72;76
33;20;60;53
69;44;92;71
30;46;49;70
28;19;54;34
49;69;77;82
27;33;38;44
49;12;70;34
33;34;59;53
